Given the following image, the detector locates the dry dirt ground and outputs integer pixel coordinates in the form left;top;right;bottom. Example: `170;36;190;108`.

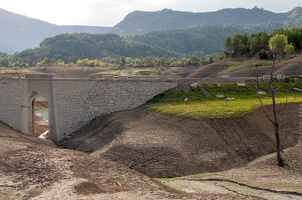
188;53;302;78
1;101;302;199
0;122;258;200
1;53;301;79
62;103;301;178
161;143;302;200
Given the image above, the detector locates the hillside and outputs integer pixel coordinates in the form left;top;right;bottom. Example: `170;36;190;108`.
14;33;179;64
188;53;302;78
132;24;280;56
62;103;301;178
0;8;110;53
0;122;258;200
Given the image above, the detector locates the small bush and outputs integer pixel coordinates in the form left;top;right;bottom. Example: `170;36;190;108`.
249;61;271;68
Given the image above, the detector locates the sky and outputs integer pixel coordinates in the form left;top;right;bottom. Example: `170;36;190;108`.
1;0;301;27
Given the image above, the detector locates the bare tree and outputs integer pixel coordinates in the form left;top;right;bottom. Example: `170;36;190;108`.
257;35;284;166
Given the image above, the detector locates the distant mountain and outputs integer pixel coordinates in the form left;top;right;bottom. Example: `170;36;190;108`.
284;7;302;27
112;7;298;35
2;7;302;54
0;8;110;53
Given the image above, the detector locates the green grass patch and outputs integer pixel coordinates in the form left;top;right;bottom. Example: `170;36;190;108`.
0;69;42;74
148;80;302;119
149;95;302;119
248;61;272;68
222;62;242;71
148;86;208;103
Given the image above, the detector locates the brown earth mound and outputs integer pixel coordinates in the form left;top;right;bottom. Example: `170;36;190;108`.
188;53;302;79
62;103;301;178
0;122;257;200
32;65;114;78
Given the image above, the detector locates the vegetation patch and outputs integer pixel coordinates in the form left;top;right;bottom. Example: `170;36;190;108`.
221;62;242;71
248;61;272;68
149;95;302;119
0;68;42;74
95;67;163;76
148;81;302;119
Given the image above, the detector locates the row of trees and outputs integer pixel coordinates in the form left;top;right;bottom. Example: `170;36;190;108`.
33;54;223;68
224;27;302;58
117;54;221;68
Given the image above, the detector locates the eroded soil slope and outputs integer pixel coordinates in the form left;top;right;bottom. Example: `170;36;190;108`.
62;103;301;178
0;122;258;200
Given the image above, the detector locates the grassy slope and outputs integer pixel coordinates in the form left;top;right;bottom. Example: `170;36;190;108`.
148;80;302;119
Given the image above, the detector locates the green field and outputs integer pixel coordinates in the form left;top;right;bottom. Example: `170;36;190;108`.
148;80;302;119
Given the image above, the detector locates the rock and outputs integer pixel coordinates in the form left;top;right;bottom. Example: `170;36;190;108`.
190;83;198;88
257;91;267;95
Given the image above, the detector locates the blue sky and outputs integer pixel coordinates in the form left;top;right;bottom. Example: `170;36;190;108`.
1;0;301;26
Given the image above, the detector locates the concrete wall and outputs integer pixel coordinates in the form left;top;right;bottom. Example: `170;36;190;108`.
0;75;179;142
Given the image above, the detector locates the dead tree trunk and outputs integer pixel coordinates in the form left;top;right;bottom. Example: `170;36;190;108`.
269;49;284;166
257;41;284;166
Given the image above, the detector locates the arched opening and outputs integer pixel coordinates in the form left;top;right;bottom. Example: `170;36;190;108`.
32;97;49;138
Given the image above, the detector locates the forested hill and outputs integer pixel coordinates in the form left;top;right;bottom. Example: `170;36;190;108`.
13;23;283;65
133;24;281;56
14;33;179;64
112;7;294;35
1;6;302;53
0;8;110;53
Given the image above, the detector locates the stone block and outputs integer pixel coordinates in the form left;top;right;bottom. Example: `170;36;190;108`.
257;91;267;95
102;75;114;80
25;74;57;79
221;75;230;79
263;75;271;80
237;83;246;87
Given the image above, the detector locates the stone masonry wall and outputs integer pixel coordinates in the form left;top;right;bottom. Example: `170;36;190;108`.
0;76;178;142
53;79;177;141
0;79;25;130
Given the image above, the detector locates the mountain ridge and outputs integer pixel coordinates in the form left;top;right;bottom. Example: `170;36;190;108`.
1;7;302;53
111;7;292;35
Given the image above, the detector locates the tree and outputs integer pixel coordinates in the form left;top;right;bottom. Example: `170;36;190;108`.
36;58;52;66
224;36;233;57
257;36;285;167
188;55;200;66
0;57;11;67
118;56;127;67
269;34;288;62
250;32;269;55
284;44;295;54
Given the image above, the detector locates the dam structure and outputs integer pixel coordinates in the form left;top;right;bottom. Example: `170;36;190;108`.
0;74;179;143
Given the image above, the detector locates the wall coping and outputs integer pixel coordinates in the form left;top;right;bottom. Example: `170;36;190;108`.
0;73;182;82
